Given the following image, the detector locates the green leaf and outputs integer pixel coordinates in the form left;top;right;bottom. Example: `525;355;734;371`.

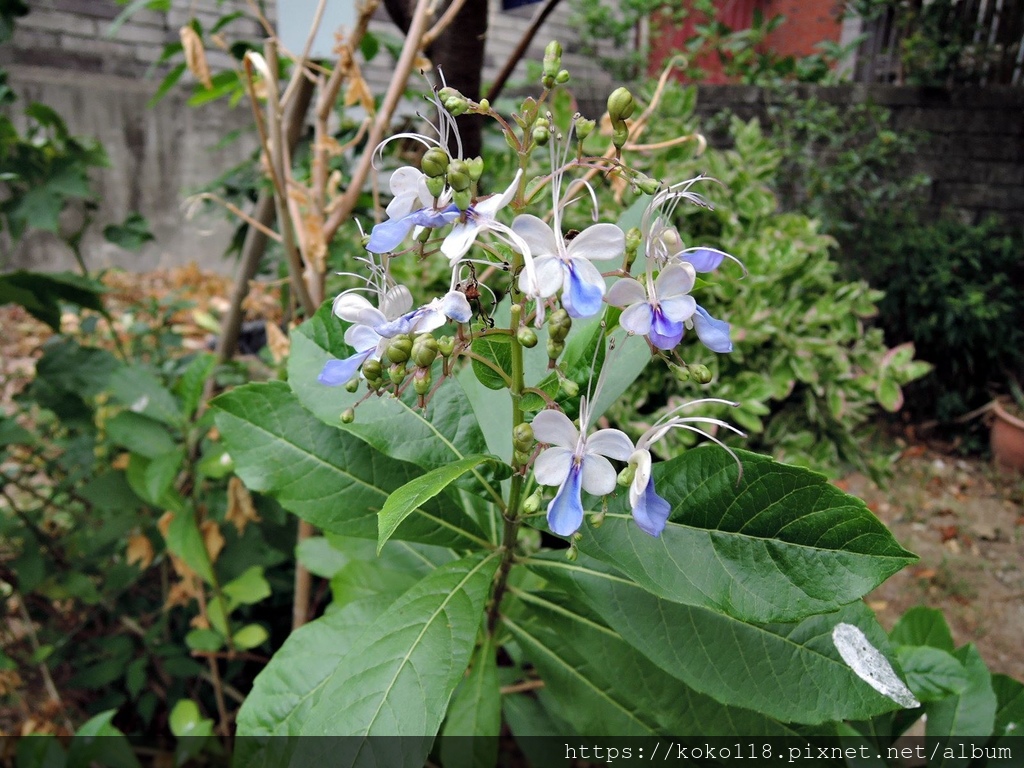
895;645;970;702
298;552;499;744
876;378;904;412
530;555;903;724
0;415;35;446
572;448;916;622
439;635;501;768
222;565;271;608
926;644;996;744
107;366;183;427
992;673;1024;738
0;270;106;331
103;212;154;251
143;447;184;504
233;624;269;650
14;735;65;768
502;591;807;736
163;508;214;584
889;605;955;652
104;411;176;458
377;454;502;553
185;628;224;653
470;334;513;389
67;710;141;768
213;382;489;549
288;304;496;484
169;699;214;739
173;352;216;419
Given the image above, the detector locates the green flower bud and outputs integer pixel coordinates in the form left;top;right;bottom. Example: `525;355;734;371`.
411;334;439;368
444;96;469;116
572;531;584;542
544;41;562;72
453;189;472;211
612;122;629;150
386;334;412;364
413;368;432;396
635;174;662;195
513;449;532;465
565;546;578;561
437;335;455;357
478;98;490;111
340;408;355;424
513;422;534;452
517;326;538;348
548;308;571;342
589;510;606;528
425;175;446;199
672;364;690;383
467;157;484;183
532;125;550;146
574;116;595;140
446;159;472;192
607;87;635;122
560;378;579;397
691;364;713;384
421;147;450;177
345;378;360;393
362;358;382;381
522;491;542;515
617;464;636;487
555;69;570;84
389;362;407;386
542;73;556;89
547;338;565;361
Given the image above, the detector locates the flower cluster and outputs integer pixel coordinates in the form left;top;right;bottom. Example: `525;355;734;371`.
318;70;744;539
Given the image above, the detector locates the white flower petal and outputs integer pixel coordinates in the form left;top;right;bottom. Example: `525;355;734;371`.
533;257;565;298
532;409;579;448
581;453;616;495
474;169;522;216
382;285;413;318
659;295;697;323
586;428;635;461
345;323;381;352
629;448;652;508
441;220;481;264
533;446;574;488
333;293;378;323
512;214;559;258
655;262;697;297
389;166;424;196
619;302;653;335
567;222;625;262
605;277;647;308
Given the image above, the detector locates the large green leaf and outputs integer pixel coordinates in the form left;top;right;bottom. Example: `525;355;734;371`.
288;304;496;488
894;645;970;702
571;448;916;623
502;590;809;737
0;270;106;331
926;644;996;746
530;555;902;724
213;382;489;549
992;673;1024;738
299;551;499;747
377;454;504;553
889;605;955;651
439;634;501;768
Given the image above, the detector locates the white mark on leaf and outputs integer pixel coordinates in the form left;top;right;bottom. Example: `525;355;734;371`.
832;622;920;709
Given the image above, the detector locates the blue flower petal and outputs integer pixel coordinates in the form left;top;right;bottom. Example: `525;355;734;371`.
547;462;585;537
563;264;605;318
648;307;685;350
692;305;733;353
681;247;727;272
375;312;416;338
408;204;460;228
317;349;372;386
632;476;671;537
367;216;416;253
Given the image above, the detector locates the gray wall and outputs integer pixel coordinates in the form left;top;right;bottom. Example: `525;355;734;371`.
690;84;1024;229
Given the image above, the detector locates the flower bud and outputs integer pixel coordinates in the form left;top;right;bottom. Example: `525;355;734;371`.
565;546;578;561
617;464;636;487
625;226;642;255
345;378;360;393
589;510;606;528
453;189;472;211
560;378;579;397
522;491;541;515
513;422;534;452
517;326;538;348
513;449;532;465
411;334;439;368
574;116;595;140
543;41;562;73
635;174;662;195
555;69;570;84
437;335;455;357
532;125;550;146
420;147;450;177
612;122;629;150
446;160;472;192
478;98;490;111
547;338;564;361
444;96;469;116
607;87;635;122
548;308;571;342
413;368;432;395
386;334;412;364
389;362;407;386
425;175;446;199
340;408;355;424
363;359;382;381
467;157;485;183
691;364;713;384
671;364;690;383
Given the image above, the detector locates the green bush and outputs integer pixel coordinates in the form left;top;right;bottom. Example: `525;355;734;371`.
606;86;930;478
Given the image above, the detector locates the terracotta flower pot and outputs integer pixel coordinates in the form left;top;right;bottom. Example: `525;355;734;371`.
991;399;1024;474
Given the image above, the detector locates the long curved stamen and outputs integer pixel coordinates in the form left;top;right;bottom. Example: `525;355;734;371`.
655;423;744;482
644;415;745;447
648;397;739;431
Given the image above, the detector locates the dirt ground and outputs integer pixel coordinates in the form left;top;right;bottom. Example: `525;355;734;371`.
844;448;1024;682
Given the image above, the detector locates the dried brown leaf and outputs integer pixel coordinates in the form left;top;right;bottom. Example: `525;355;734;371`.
180;25;213;90
126;532;155;570
226;476;262;535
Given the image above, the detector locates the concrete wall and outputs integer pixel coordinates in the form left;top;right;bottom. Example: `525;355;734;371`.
689;84;1024;228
